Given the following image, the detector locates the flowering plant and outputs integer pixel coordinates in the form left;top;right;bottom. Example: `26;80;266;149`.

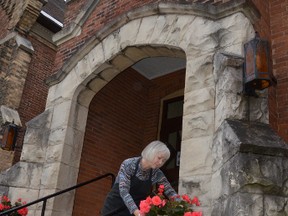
0;196;28;216
140;185;202;216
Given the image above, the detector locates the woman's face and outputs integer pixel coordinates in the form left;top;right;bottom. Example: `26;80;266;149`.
150;153;167;169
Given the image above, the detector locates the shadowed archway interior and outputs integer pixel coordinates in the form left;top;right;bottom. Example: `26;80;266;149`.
72;46;186;215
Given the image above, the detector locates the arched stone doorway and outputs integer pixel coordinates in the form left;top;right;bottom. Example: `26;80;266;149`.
0;7;257;215
72;49;186;215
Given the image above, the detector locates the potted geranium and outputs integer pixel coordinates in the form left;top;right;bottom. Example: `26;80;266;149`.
139;185;202;216
0;196;28;216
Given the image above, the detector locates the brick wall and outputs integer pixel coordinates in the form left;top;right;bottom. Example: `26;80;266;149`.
0;0;43;38
269;0;288;142
73;68;185;215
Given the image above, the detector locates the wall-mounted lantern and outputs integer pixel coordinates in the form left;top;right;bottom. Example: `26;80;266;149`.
243;33;277;97
0;122;19;151
0;106;22;151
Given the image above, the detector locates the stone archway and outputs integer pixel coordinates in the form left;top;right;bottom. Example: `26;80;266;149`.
0;9;257;216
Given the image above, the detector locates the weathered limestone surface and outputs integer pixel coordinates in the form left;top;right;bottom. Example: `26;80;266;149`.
211;119;288;215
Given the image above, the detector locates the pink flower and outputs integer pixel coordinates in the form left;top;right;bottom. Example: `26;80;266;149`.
162;199;166;207
139;200;151;213
184;212;193;216
158;184;165;195
151;196;162;206
191;211;203;216
0;203;4;211
145;196;152;205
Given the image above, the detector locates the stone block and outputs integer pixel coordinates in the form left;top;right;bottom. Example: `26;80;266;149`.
215;93;247;129
50;100;73;130
0;162;42;189
182;109;214;140
180;136;213;176
212;119;288;171
102;32;121;60
179;174;212;208
119;19;141;49
8;187;39;206
184;87;215;116
264;195;288;215
185;54;214;93
110;53;134;71
212;192;264;216
219;153;287;196
87;77;108;93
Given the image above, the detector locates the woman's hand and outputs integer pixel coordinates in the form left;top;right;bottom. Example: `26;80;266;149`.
134;209;145;216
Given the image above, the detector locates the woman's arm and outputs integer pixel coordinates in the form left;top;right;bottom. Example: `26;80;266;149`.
118;158;140;214
153;169;178;198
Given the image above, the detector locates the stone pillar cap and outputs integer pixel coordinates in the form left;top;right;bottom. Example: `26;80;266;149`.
0;105;22;127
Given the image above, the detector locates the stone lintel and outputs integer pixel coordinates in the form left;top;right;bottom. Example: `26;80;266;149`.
0;32;34;54
226;119;288;157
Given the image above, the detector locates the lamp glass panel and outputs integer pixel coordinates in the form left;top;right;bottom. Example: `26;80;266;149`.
256;42;269;75
245;43;256;82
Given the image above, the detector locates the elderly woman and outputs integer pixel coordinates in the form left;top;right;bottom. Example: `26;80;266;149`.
101;140;178;216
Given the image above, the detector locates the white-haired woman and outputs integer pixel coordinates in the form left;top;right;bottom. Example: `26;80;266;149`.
101;140;178;216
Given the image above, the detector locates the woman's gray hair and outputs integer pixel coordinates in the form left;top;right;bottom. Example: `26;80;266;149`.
141;140;170;162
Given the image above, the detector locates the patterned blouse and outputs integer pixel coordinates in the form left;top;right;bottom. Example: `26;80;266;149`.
115;156;177;214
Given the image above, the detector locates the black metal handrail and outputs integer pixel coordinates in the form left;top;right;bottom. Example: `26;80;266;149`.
0;173;115;216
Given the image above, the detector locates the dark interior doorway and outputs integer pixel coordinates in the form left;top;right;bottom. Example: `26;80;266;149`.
160;96;184;192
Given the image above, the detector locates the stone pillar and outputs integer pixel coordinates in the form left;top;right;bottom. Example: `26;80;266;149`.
0;33;33;172
211;119;288;215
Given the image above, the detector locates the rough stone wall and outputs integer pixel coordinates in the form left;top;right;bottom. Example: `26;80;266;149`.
211;119;288;215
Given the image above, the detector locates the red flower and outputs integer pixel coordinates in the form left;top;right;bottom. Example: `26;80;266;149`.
2;196;10;202
4;205;10;209
182;194;191;203
140;185;202;216
191;196;201;206
0;196;29;216
191;212;203;216
17;207;28;216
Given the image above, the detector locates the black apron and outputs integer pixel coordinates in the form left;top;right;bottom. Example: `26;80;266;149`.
101;158;152;216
